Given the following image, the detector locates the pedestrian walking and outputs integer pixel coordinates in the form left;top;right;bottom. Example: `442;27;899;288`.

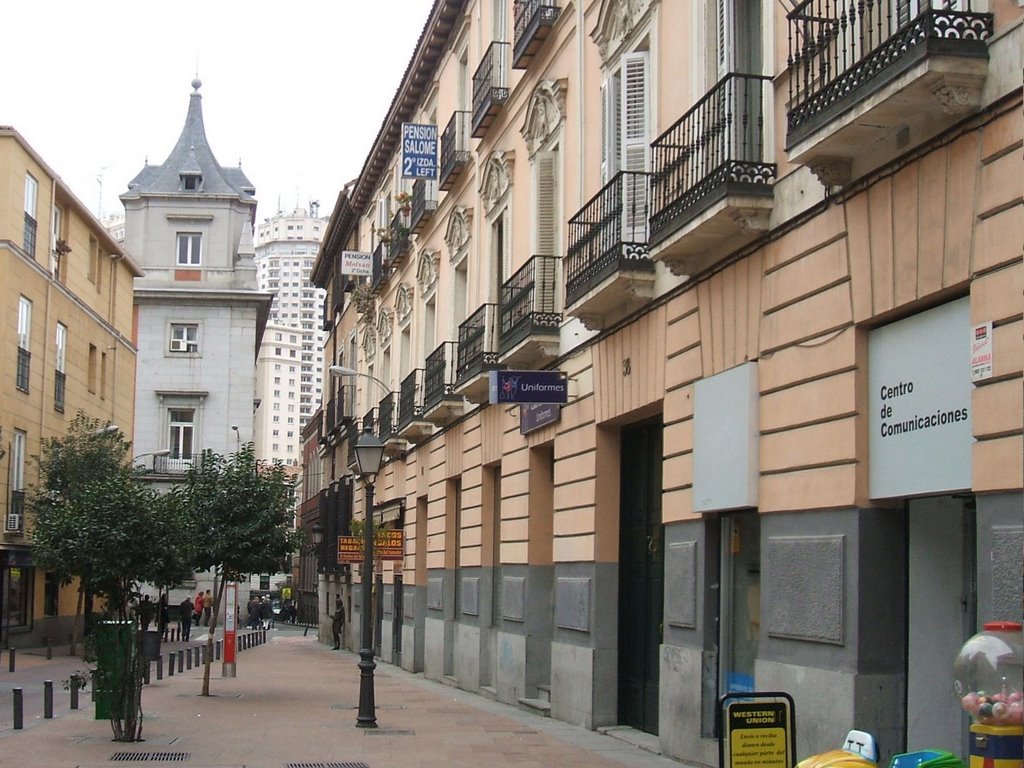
247;595;261;630
331;596;345;650
193;590;204;626
259;596;273;629
158;593;170;639
179;596;194;641
202;589;213;626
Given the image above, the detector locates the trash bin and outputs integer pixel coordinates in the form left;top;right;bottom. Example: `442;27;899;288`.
140;629;162;661
94;620;133;720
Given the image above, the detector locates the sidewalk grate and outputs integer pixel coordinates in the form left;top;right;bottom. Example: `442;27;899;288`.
284;763;369;768
109;752;190;762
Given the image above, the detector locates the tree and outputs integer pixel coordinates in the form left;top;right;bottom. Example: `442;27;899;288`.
29;413;193;741
180;444;300;696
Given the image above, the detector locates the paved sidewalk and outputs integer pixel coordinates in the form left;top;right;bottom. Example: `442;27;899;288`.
0;631;701;768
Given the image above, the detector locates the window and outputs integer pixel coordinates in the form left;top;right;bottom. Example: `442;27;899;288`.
601;51;650;182
176;232;202;266
533;150;560;256
170;323;199;353
16;297;31;392
54;322;67;412
88;343;98;393
51;205;64;278
7;430;27;534
44;572;60;616
88;236;99;283
168;409;195;467
23;174;38;257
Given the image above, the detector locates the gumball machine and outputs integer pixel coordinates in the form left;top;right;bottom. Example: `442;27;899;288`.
953;621;1023;768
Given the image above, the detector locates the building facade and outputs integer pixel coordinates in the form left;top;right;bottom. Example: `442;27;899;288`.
311;1;1022;765
1;127;141;647
122;79;272;603
254;208;329;464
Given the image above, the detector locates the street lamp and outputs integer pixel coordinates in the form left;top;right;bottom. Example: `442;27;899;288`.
131;448;170;471
329;365;390;398
353;426;384;728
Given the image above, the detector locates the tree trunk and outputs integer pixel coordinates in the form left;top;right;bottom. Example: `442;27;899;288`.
69;583;84;656
200;570;224;697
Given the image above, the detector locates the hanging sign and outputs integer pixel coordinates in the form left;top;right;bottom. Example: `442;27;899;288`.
489;370;569;405
337;530;404;564
340;250;372;277
401;123;438;179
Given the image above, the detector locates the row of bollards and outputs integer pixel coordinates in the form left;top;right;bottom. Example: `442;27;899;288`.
9;630;267;730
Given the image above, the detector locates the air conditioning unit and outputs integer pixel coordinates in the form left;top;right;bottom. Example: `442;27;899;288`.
170;338;189;353
5;513;22;533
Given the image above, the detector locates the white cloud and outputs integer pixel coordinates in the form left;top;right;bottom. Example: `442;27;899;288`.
1;1;430;221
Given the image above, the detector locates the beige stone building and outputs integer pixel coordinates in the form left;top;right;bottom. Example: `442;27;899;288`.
309;0;1022;763
1;127;141;647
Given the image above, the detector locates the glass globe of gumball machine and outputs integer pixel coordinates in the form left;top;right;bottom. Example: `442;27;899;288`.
953;621;1023;768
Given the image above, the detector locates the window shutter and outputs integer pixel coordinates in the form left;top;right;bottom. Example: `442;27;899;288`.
717;0;731;77
534;151;559;256
621;51;650;173
600;77;621;184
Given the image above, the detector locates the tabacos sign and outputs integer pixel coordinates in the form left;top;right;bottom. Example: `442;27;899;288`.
488;370;568;405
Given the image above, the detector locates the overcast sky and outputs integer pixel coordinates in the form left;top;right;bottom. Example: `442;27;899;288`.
2;1;431;227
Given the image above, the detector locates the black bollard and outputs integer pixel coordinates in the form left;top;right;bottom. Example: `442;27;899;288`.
13;687;23;729
167;652;175;677
70;682;79;710
177;649;184;673
215;640;221;661
186;647;192;670
156;655;163;680
44;680;53;718
8;647;14;672
143;661;151;685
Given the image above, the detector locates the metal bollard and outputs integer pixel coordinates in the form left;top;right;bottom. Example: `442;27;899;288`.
156;655;163;680
44;680;53;718
13;687;23;729
200;645;206;665
215;640;221;661
167;652;175;676
186;647;192;670
70;682;79;710
177;649;184;673
8;647;15;672
143;661;151;685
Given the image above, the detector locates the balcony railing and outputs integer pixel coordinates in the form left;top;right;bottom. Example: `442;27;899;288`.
500;256;560;353
23;213;37;258
650;73;775;245
424;341;460;411
362;408;377;438
440;111;471;190
472;42;511;137
513;0;560;68
390;209;411;267
786;0;993;141
377;392;397;441
398;369;425;430
456;303;500;384
15;347;30;393
565;171;654;307
371;241;388;293
410;178;438;234
54;370;66;413
154;455;194;474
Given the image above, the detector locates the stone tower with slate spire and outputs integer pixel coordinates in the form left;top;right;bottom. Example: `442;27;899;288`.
123;78;271;481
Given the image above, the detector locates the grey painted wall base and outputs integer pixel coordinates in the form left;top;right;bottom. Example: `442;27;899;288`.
660;645;718;767
758;659;904;765
424;616;447;681
551;641;618;729
454;622;482;690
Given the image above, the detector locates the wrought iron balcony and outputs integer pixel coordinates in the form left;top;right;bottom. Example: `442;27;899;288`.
345;420;361;472
786;0;992;184
377;392;405;456
154;454;194;474
398;368;433;443
410;178;438;234
565;171;654;330
23;213;37;259
371;241;389;294
456;303;502;402
422;341;466;426
499;255;561;367
472;42;511;138
390;209;411;267
440;111;471;191
54;370;66;413
513;0;560;69
649;73;776;277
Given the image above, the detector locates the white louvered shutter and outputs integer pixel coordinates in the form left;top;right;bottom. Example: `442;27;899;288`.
534;151;559;256
600;77;621;184
621;51;650;243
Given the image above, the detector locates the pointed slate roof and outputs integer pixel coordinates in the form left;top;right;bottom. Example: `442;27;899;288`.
123;78;255;199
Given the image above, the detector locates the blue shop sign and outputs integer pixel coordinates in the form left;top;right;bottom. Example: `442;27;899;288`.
489;370;568;405
520;402;562;434
401;123;437;179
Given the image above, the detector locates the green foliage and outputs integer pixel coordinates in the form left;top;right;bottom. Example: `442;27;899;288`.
181;444;300;583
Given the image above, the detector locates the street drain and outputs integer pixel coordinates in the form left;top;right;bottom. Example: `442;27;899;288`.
284;763;370;768
109;752;191;762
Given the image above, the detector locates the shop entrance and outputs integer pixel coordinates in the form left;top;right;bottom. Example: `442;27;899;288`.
617;418;664;734
907;495;975;755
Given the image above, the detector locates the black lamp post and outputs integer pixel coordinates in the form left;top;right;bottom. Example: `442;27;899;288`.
353;426;384;728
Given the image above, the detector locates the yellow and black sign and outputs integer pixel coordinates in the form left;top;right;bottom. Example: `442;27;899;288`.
337;530;405;564
721;696;795;768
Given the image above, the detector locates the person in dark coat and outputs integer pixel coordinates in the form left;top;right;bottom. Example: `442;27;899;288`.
331;597;345;650
259;596;273;629
179;596;193;641
158;594;170;639
247;596;261;630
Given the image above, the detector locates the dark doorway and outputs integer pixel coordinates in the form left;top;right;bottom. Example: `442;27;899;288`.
617;418;664;734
